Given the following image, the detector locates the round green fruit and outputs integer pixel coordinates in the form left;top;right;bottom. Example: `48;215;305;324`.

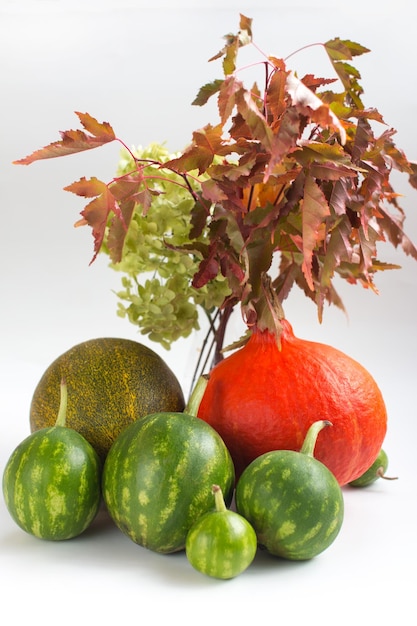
3;381;101;540
102;412;235;554
186;484;257;579
348;449;397;487
29;337;185;461
235;420;344;560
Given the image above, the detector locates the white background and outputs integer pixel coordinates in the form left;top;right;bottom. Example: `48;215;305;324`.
1;1;416;624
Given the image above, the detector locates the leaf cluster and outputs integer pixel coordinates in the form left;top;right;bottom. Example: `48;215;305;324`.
166;18;417;331
14;14;417;347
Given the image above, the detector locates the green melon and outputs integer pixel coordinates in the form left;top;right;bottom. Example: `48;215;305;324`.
3;379;102;542
185;485;257;579
235;421;344;560
348;449;396;487
102;411;235;554
29;337;185;461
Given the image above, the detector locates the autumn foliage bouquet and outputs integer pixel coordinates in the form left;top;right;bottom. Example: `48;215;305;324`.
15;14;417;382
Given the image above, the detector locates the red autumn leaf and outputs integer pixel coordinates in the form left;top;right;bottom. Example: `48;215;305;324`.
357;223;381;281
208;13;252;75
265;67;287;128
238;13;253;39
264;106;302;181
228;113;254;142
378;206;417;260
294;141;355;164
329;179;349;216
76;111;115;139
235;88;274;150
130;188;154;216
66;176;122;262
324;38;370;61
108;174;144;202
106;198;136;264
355;107;386;124
105;180;153;262
292;142;365;181
192;245;220;289
188;199;211;239
64;176;107;198
409;162;417;189
165;124;224;175
321;214;353;288
209;155;257;183
13;112;116;165
300;73;338;91
217;75;242;125
324;39;370;107
74;187;119;264
192;79;223;106
273;260;301;303
310;161;360;181
301;175;331;290
286;71;346;145
200;178;227;204
65;173;148;263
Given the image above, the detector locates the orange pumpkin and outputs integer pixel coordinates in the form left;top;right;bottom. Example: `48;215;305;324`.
197;319;387;485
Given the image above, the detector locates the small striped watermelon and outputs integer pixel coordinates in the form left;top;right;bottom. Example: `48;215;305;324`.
2;380;102;540
102;412;235;554
3;430;101;541
185;484;257;579
235;421;344;560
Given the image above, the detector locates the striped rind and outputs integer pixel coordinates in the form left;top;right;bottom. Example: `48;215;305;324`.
102;412;235;553
235;450;344;560
185;511;257;579
2;427;101;540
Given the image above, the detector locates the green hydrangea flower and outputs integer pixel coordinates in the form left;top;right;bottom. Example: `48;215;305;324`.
102;143;231;349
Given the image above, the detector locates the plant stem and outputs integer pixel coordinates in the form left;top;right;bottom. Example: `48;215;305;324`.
188;308;220;398
300;420;332;457
188;303;234;401
55;378;68;427
211;303;234;367
212;484;227;513
185;374;209;417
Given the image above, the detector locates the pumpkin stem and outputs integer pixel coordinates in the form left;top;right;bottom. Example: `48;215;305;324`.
300;420;332;457
212;484;227;513
243;274;286;347
55;377;68;427
184;374;208;417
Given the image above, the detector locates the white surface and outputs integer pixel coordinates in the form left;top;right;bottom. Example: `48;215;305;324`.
1;2;416;624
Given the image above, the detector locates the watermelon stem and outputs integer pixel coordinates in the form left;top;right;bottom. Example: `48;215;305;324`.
300;420;332;457
185;374;208;417
377;468;398;481
55;378;68;428
212;484;227;513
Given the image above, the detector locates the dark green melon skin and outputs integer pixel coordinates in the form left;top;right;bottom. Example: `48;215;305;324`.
235;450;344;560
349;449;389;487
102;412;235;554
29;338;185;461
2;427;101;540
